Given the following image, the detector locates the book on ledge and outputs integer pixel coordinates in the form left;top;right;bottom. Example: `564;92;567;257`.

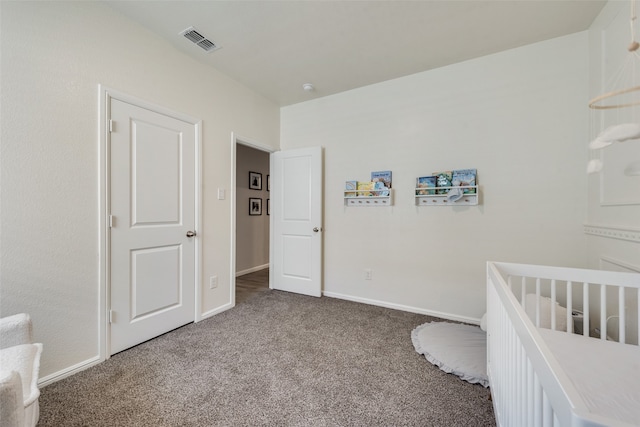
345;180;357;197
416;176;437;195
433;171;452;194
371;171;392;189
357;181;373;197
452;169;477;194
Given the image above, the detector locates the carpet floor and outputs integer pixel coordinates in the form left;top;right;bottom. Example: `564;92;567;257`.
38;290;495;426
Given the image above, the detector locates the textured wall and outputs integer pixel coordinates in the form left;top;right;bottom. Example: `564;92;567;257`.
281;32;590;322
0;1;279;380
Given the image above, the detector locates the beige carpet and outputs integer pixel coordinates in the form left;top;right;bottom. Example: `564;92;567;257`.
38;290;495;426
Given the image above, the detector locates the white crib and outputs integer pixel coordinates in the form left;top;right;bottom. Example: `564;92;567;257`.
487;262;640;427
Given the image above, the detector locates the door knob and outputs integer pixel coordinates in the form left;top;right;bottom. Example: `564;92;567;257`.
186;231;197;238
313;227;320;233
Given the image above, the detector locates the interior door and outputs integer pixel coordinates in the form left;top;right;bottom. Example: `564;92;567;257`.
270;146;323;297
109;98;196;355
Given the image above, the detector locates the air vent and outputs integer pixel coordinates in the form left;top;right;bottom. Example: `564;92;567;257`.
179;26;221;53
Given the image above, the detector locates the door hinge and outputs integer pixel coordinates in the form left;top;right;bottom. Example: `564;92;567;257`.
109;215;114;228
109;119;114;133
109;310;114;324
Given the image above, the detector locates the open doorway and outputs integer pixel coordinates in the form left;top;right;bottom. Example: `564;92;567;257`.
232;136;273;305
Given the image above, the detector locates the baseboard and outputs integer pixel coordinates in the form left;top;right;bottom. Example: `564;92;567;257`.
236;264;269;277
200;301;234;320
38;355;103;387
322;291;481;325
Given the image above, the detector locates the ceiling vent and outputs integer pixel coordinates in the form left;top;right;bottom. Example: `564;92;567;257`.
179;26;221;53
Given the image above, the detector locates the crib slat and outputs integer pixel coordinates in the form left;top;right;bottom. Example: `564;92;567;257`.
566;281;573;333
536;278;541;327
534;374;542;427
543;390;553;426
619;287;625;344
509;329;515;425
601;284;607;341
527;362;534;427
583;283;589;337
551;279;557;330
522;349;528;427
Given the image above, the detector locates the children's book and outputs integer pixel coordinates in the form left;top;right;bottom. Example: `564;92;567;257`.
452;169;477;194
416;176;437;195
345;180;357;197
373;181;390;196
357;181;373;197
371;171;392;189
433;171;453;194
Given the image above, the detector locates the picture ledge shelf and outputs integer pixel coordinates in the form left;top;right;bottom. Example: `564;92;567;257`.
415;186;479;206
344;189;393;206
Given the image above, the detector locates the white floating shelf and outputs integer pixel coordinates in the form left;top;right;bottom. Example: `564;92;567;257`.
415;186;478;206
344;189;393;206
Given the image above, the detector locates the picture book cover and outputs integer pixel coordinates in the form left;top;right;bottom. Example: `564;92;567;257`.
371;170;392;189
416;176;438;195
345;180;357;197
433;171;453;194
357;181;373;197
452;169;477;194
373;181;390;196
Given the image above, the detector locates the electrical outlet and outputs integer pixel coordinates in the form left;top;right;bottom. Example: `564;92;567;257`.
209;276;218;289
364;269;372;280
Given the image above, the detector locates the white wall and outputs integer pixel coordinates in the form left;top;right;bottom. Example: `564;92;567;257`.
281;32;590;322
586;1;640;273
235;144;270;274
0;1;279;380
585;1;640;343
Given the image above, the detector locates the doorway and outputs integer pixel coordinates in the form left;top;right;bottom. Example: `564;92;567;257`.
232;135;273;305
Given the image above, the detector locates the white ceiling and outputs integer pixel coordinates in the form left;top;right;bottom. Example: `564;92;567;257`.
105;0;606;107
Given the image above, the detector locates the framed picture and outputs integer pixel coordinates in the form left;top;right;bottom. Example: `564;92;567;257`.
249;198;262;215
267;175;270;191
267;199;270;215
249;172;262;190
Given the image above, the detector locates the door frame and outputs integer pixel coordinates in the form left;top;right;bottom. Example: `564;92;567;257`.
99;85;203;360
230;133;275;307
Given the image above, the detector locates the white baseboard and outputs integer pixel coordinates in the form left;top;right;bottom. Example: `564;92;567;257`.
322;291;481;325
236;264;269;277
38;355;103;387
200;301;234;320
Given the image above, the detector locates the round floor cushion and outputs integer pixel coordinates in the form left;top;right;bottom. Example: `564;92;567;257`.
411;321;488;387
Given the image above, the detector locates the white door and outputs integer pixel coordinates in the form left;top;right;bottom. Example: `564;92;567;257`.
270;147;323;297
109;98;197;355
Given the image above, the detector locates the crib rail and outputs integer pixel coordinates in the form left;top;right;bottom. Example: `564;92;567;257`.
487;262;640;427
494;262;640;346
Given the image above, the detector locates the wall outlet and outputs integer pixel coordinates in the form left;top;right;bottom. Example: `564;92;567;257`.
209;276;218;289
364;269;372;280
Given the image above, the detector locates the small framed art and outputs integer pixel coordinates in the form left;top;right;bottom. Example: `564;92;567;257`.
249;198;262;215
267;199;270;215
267;175;270;191
249;172;262;190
